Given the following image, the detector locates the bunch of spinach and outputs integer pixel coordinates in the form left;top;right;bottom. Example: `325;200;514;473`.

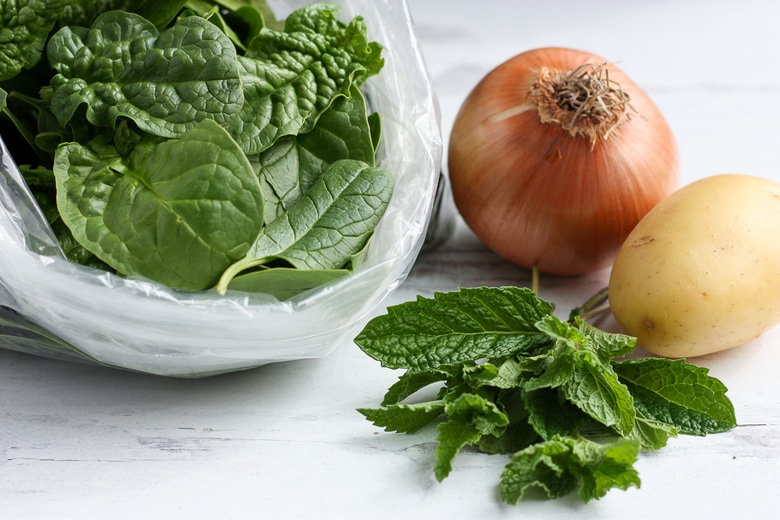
0;0;393;297
355;286;737;504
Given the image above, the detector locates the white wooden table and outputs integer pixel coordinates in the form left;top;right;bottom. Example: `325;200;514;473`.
2;1;779;518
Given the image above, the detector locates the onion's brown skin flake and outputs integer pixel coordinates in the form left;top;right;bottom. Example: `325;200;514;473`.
447;47;679;275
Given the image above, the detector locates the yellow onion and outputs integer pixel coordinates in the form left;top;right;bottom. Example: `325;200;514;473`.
448;47;679;275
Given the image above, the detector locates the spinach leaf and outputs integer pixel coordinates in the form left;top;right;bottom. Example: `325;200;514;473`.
59;1;187;28
0;0;68;81
225;3;384;154
47;11;243;137
183;0;265;52
18;164;109;269
253;85;378;224
53;119;264;291
216;158;392;293
5;2;390;297
247;159;392;267
225;267;349;300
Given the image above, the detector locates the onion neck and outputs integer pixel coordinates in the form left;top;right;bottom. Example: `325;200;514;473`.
530;63;634;142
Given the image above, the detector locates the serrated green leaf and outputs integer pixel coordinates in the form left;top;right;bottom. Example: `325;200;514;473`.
613;358;737;435
463;357;532;390
563;353;636;437
500;436;640;504
536;314;587;346
630;413;679;451
576;318;636;360
478;419;540;455
354;287;554;372
522;344;576;392
531;316;636;436
570;436;641;502
358;401;445;434
500;437;577;503
448;393;510;437
524;388;589;440
382;370;450;406
434;417;482;483
434;393;509;481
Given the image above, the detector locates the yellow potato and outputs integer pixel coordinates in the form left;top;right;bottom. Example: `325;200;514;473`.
608;174;780;358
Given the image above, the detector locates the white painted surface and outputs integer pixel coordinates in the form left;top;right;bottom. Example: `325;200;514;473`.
2;1;779;518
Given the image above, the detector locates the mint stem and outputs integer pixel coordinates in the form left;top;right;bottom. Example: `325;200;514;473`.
569;286;610;323
531;265;540;295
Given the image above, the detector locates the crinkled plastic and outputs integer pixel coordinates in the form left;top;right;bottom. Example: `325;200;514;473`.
0;0;446;377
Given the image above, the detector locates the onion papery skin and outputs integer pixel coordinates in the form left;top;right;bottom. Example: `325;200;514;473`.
448;47;680;275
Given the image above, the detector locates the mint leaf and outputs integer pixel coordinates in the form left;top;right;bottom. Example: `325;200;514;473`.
500;437;577;502
354;287;554;372
435;418;483;482
524;388;589;440
355;286;738;505
500;436;640;504
531;316;636;436
478;419;540;455
382;370;450;406
563;353;636;436
358;401;445;434
570;437;641;501
577;318;636;359
613;358;737;435
434;393;509;481
631;413;679;450
462;357;530;389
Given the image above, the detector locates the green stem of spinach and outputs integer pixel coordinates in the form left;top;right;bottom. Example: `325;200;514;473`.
214;255;273;295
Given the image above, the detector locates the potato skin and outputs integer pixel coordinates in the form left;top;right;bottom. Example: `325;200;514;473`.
608;174;780;358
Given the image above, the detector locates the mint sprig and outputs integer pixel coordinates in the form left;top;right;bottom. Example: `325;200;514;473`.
355;286;737;504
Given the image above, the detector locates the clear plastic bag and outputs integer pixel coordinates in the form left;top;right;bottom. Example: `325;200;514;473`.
0;0;446;377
